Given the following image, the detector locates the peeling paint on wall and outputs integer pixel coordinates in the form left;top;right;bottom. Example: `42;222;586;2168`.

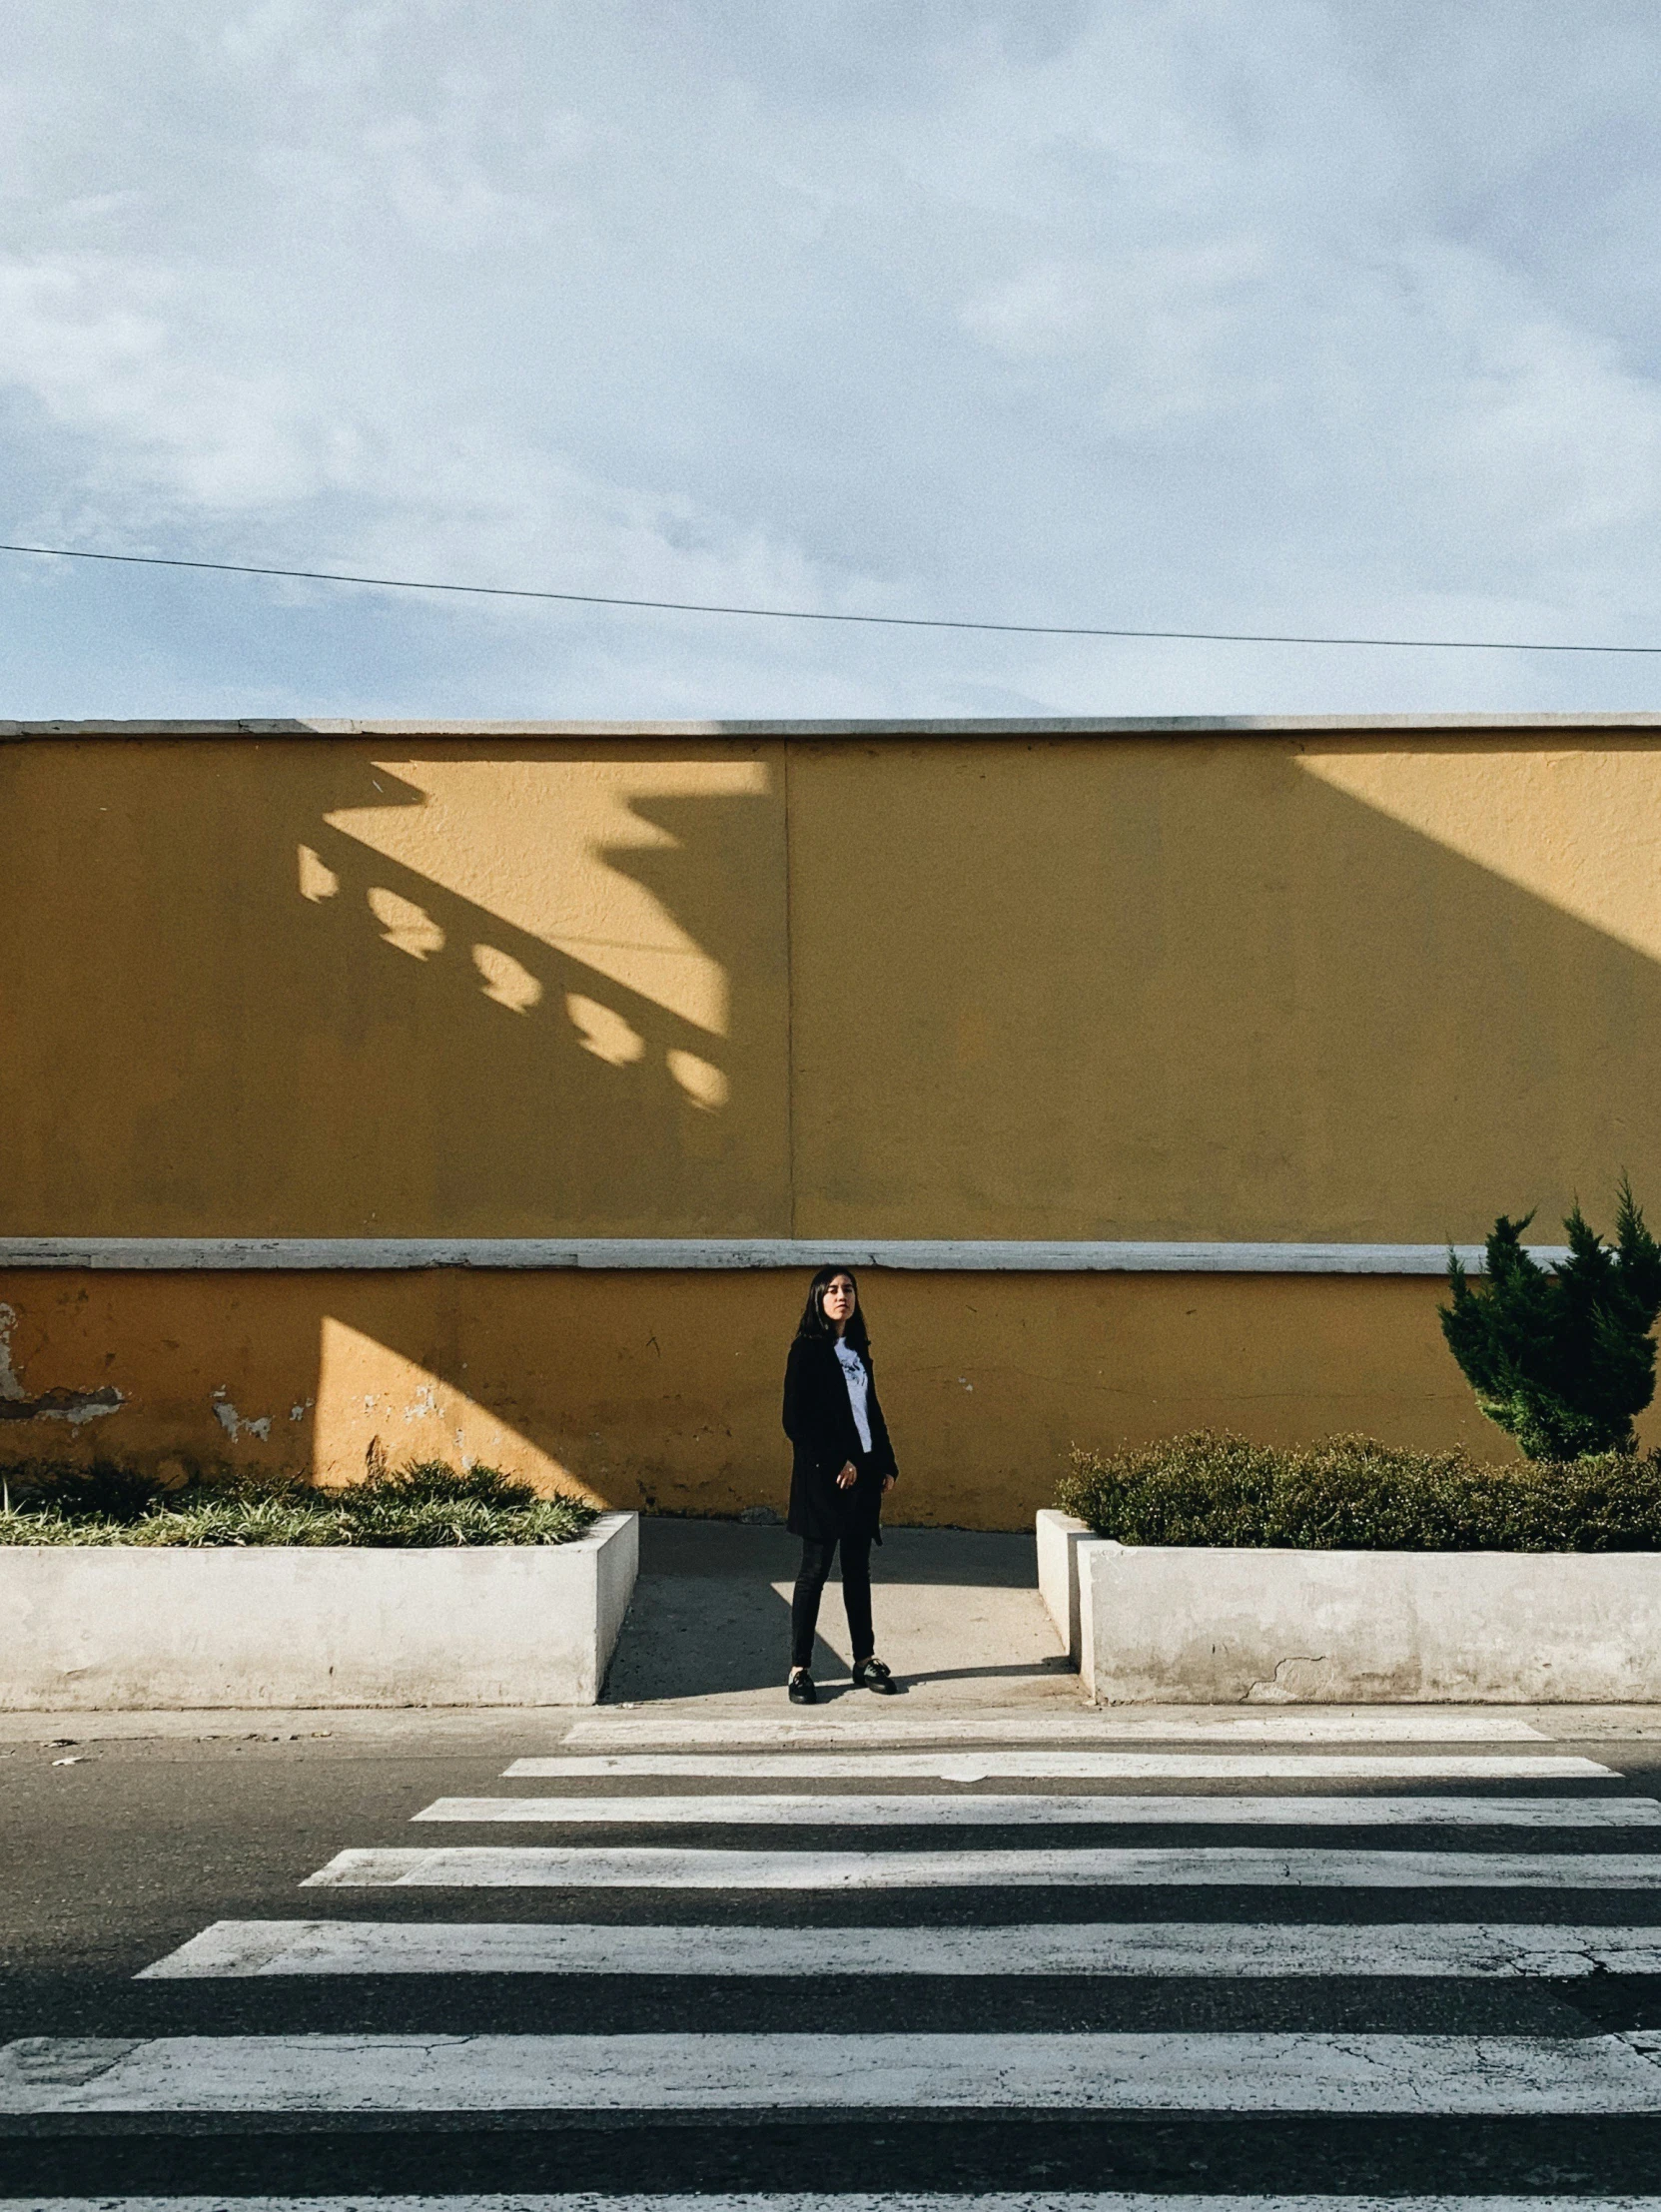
0;1302;124;1426
1;1306;31;1403
211;1387;272;1443
314;1313;583;1492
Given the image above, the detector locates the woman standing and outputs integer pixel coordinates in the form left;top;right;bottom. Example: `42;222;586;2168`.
781;1264;899;1705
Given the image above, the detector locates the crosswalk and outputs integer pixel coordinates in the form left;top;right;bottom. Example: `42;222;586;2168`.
132;1916;1661;1978
9;1703;1661;2202
504;1752;1613;1779
412;1793;1658;1826
16;2029;1661;2115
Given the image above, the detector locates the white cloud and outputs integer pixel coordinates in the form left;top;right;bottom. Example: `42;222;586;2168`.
3;0;1661;716
0;252;351;507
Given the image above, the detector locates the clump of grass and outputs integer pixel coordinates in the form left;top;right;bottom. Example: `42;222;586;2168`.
0;1457;596;1547
0;1458;163;1523
373;1458;538;1510
1058;1430;1661;1552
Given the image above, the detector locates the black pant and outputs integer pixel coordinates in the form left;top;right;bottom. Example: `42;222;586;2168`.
791;1534;874;1672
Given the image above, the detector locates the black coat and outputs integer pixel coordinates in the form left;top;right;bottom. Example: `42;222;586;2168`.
782;1333;899;1543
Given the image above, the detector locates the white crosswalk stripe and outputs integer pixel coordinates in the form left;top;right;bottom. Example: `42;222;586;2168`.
138;1917;1661;1979
561;1714;1556;1746
503;1752;1614;1781
9;2028;1661;2114
413;1792;1657;1827
300;1842;1661;1887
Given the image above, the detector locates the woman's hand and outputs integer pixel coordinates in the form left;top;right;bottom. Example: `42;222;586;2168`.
835;1463;896;1492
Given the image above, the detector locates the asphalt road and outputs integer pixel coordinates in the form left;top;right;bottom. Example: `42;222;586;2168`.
8;1703;1661;2199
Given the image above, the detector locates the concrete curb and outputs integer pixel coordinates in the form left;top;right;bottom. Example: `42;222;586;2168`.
0;1511;638;1710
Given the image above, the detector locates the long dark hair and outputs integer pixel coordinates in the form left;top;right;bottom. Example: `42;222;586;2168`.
794;1264;871;1356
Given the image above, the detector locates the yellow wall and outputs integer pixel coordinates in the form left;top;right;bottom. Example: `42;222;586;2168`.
0;739;791;1235
5;722;1661;1516
0;1267;1568;1529
789;734;1661;1240
6;728;1660;1242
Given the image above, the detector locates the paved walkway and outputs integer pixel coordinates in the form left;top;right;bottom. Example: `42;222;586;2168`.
600;1516;1079;1713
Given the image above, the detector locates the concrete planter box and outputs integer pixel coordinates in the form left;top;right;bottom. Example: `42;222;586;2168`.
0;1512;637;1710
1041;1514;1661;1702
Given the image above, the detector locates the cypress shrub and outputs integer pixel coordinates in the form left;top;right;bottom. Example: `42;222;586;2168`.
1441;1179;1661;1459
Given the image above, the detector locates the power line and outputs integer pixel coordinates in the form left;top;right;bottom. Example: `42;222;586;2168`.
1;535;1656;654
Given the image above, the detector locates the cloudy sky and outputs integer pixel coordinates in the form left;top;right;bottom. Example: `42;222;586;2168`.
5;0;1661;720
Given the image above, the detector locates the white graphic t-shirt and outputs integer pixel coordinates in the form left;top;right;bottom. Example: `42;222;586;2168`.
834;1337;874;1454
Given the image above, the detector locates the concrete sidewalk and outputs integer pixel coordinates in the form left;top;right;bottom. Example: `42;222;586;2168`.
600;1517;1079;1714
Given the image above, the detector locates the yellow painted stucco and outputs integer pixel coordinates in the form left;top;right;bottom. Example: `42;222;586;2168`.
6;727;1661;1243
0;1267;1578;1530
0;738;791;1236
4;721;1661;1521
788;734;1661;1240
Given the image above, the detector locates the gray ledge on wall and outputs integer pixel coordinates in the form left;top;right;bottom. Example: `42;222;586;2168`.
0;1237;1565;1274
5;711;1661;740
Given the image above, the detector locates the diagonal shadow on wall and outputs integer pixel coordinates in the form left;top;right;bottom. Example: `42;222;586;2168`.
786;734;1661;1247
7;733;1661;1501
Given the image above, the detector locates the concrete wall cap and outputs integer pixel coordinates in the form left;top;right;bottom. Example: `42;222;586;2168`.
7;713;1661;741
0;1237;1569;1274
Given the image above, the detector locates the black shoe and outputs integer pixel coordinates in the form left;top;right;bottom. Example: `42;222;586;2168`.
788;1669;817;1705
853;1657;897;1695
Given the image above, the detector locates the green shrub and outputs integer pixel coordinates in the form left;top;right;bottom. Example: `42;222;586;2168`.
1441;1179;1661;1459
1057;1429;1661;1551
0;1458;596;1547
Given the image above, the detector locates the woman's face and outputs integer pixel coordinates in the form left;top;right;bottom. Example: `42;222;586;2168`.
820;1274;857;1329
